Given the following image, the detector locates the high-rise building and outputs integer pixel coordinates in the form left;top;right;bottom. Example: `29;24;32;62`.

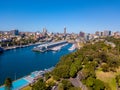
109;31;112;36
64;27;66;34
100;32;104;36
85;33;90;41
79;31;85;37
103;30;112;36
43;28;47;34
10;29;19;35
95;31;100;36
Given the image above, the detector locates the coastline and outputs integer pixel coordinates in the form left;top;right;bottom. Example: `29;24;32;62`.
0;66;54;90
0;43;73;89
3;42;42;51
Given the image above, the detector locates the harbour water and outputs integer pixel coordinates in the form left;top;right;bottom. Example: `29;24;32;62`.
0;43;73;85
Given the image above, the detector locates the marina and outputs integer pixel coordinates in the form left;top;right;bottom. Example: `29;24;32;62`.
33;40;68;52
51;43;68;51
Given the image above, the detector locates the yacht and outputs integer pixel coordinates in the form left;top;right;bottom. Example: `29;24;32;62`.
68;44;76;51
33;41;67;52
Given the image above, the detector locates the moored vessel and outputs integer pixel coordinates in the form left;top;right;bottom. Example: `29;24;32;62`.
33;40;68;52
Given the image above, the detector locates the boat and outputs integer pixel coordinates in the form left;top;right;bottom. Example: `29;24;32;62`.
68;44;76;51
51;46;61;51
33;46;46;52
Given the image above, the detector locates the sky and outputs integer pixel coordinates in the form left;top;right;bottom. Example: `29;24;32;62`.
0;0;120;33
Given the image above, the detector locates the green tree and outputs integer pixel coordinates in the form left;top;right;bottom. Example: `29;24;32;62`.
44;73;50;81
32;78;47;90
52;65;70;78
61;80;73;90
58;83;64;90
69;64;77;77
69;87;81;90
116;74;120;87
93;79;105;90
86;77;94;87
101;63;109;72
4;78;12;90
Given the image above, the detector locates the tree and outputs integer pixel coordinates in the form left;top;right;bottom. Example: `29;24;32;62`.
53;75;60;81
101;63;109;72
86;77;94;87
52;65;70;78
69;64;77;77
32;78;47;90
93;79;105;90
44;73;50;81
58;83;64;90
69;87;81;90
4;78;12;90
116;74;120;87
61;80;73;90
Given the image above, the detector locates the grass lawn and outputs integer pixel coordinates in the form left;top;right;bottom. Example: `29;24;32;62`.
96;70;117;90
46;76;57;86
21;86;31;90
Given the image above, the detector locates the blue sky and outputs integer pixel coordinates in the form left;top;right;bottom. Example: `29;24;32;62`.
0;0;120;33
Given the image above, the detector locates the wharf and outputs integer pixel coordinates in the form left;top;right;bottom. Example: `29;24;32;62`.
33;40;68;52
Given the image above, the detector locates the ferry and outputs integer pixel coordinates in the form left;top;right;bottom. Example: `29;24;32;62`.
33;41;68;52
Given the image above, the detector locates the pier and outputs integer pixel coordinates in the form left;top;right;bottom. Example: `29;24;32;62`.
33;40;68;52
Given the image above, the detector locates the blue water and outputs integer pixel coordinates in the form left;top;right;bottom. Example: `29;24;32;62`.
0;44;72;85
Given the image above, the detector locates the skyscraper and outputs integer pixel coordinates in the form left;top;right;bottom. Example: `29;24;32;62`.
10;29;19;35
95;31;100;36
79;31;85;37
109;31;112;36
43;28;47;35
64;27;66;34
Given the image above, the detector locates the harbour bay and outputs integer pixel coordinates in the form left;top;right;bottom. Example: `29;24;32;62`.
0;43;73;85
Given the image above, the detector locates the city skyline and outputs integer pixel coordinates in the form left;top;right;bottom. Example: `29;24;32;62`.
0;0;120;33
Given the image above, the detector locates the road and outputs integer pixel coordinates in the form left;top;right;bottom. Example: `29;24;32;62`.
69;75;87;90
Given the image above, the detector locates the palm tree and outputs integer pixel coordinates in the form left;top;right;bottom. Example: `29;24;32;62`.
4;78;12;90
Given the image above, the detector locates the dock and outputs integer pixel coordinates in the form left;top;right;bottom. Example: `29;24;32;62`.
33;40;68;52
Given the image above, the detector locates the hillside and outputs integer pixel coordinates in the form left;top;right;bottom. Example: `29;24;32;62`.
32;37;120;90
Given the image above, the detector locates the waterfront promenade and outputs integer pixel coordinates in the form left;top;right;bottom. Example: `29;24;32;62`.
3;42;42;51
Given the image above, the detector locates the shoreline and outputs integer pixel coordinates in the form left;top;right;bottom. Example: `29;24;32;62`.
3;42;42;51
0;66;54;89
0;43;73;89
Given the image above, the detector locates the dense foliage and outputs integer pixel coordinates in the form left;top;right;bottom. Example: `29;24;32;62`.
116;74;120;87
31;37;120;90
52;37;120;89
32;79;48;90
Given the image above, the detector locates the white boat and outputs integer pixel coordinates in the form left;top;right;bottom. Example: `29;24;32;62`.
51;43;68;51
68;44;76;51
51;46;61;51
33;41;67;52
